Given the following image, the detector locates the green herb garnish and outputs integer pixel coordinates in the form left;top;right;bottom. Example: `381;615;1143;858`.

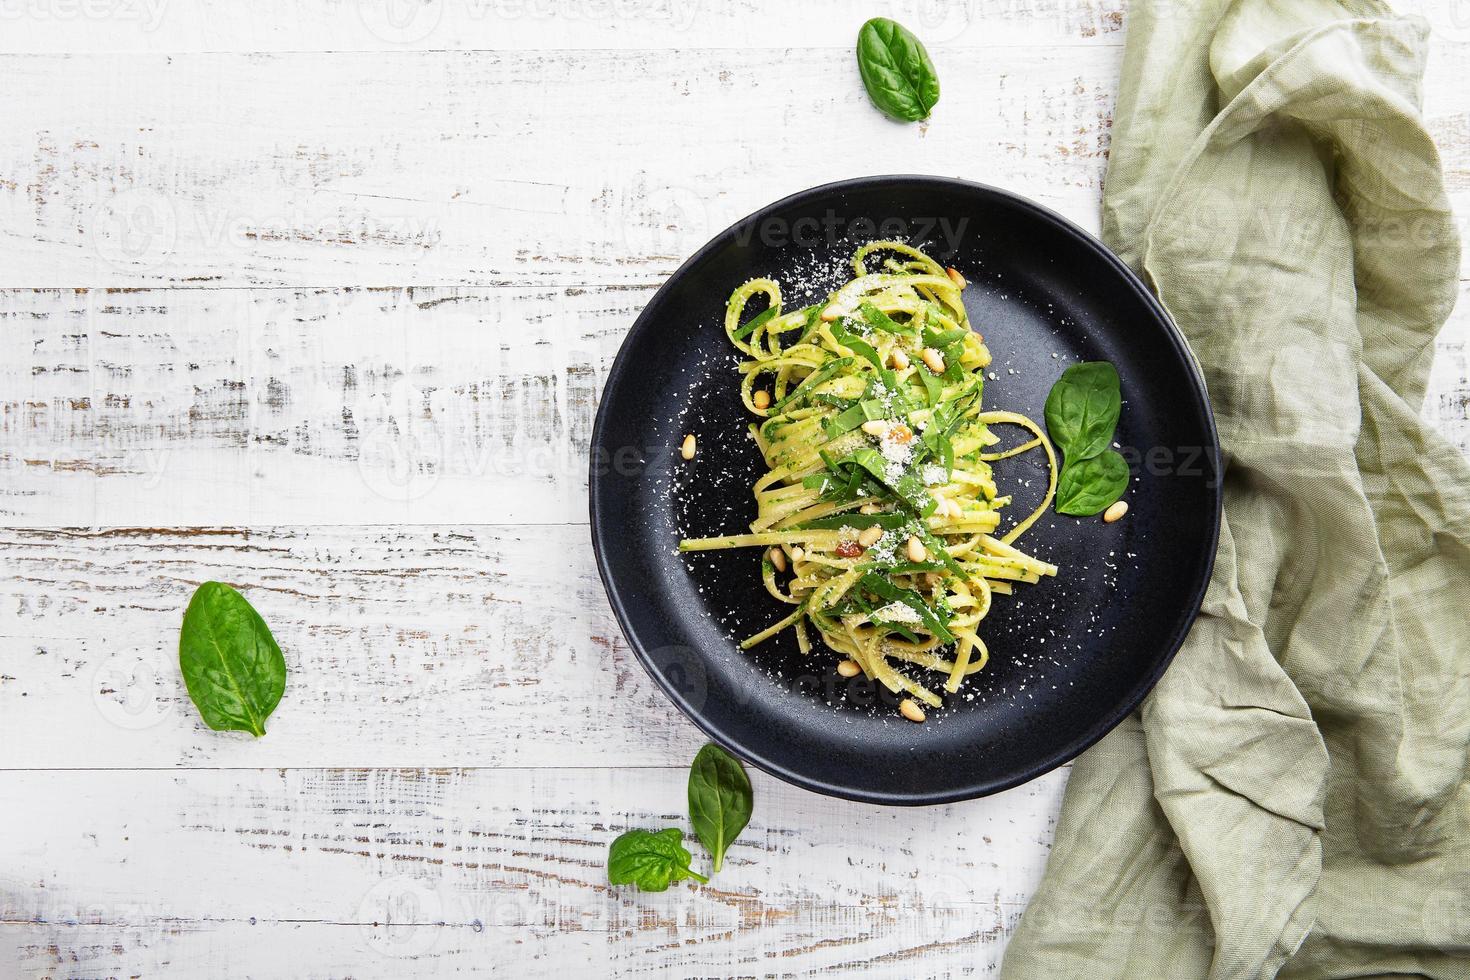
178;581;287;737
860;572;955;642
607;829;708;892
1055;450;1130;516
1043;361;1129;516
687;744;754;874
732;305;778;341
1044;362;1122;461
608;744;757;892
856;18;940;122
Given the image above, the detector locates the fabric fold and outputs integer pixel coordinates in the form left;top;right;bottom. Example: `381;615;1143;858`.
1000;1;1468;977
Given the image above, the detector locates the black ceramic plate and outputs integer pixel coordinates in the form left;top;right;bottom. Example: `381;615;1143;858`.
590;175;1220;805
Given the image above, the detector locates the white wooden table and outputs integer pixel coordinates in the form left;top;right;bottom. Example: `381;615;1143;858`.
2;2;1466;976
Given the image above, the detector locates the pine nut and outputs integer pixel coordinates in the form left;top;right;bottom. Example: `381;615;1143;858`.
859;502;882;515
899;698;926;723
752;389;771;409
790;546;805;562
890;348;910;370
946;267;967;289
1103;500;1129;523
906;536;926;562
860;419;889;437
857;525;884;547
768;547;786;572
921;347;945;373
837;659;861;678
681;434;697;460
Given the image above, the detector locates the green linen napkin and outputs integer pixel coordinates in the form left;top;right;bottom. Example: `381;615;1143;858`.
999;2;1469;977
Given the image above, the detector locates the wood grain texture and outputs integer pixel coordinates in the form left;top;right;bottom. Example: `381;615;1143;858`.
2;283;1465;528
0;0;1129;53
0;767;1067;977
0;524;709;768
1;1;1468;976
0;286;632;525
0;44;1122;288
0;36;1465;291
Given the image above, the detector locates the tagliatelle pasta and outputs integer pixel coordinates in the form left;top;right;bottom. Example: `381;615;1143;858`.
678;242;1058;720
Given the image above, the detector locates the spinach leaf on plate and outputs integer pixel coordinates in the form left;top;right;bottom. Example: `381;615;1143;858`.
178;581;287;737
856;18;940;122
607;828;709;891
1044;361;1121;462
688;743;754;873
1055;449;1130;516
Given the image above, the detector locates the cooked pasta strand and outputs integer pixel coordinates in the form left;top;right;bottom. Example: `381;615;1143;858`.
679;242;1058;721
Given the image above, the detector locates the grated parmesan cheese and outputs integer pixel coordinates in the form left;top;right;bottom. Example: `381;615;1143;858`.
874;601;922;624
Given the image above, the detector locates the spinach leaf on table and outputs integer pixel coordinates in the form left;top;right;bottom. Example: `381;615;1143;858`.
1055;450;1130;516
1044;361;1121;462
687;743;754;874
178;581;287;737
856;18;940;122
607;828;709;892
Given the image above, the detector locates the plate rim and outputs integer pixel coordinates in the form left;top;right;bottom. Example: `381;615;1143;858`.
589;173;1223;806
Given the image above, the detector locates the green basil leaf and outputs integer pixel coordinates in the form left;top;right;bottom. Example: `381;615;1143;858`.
923;327;967;348
1055;450;1130;516
941;339;965;382
824;398;890;439
859;301;907;334
607;828;708;892
732;305;777;341
1044;361;1121;462
688;744;754;874
178;581;287;737
917;363;941;405
793;305;823;345
912;522;968;581
856;18;940;123
829;322;884;372
859;572;955;642
798;511;908;531
770;356;853;412
872;618;923;643
848;448;936;517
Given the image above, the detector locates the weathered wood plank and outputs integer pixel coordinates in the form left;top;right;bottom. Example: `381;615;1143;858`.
0;0;1129;53
0;766;1066;977
0;45;1126;287
0;524;712;768
0;286;632;526
0;5;1467;978
0;45;1466;291
2;283;1466;528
